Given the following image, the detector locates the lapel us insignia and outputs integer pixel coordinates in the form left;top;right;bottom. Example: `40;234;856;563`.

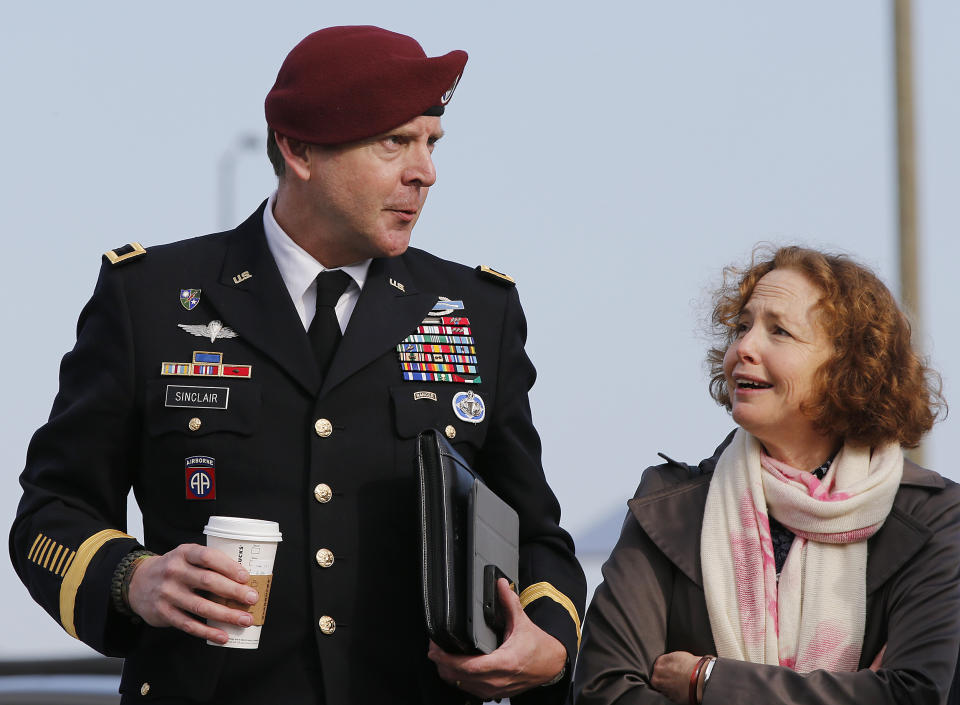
428;296;466;317
185;456;216;500
452;390;485;424
178;320;239;342
179;289;201;311
161;351;252;379
389;278;406;292
233;270;252;285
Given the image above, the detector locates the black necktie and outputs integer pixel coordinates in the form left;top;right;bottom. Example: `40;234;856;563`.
308;270;352;378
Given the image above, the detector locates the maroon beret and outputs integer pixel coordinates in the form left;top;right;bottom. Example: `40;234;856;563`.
265;25;468;145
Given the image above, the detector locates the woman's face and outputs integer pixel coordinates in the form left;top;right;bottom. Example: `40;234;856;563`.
722;268;834;459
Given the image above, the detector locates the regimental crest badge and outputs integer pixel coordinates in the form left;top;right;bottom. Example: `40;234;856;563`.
179;289;201;311
452;390;485;424
185;456;216;500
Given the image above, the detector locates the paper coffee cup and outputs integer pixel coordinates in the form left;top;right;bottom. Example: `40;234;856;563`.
203;516;282;649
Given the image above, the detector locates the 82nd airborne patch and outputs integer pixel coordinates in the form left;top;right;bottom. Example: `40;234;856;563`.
185;456;216;500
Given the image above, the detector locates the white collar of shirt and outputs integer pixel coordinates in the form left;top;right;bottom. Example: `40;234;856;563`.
262;191;372;332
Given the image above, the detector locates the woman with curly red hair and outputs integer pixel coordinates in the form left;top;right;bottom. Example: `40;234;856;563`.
573;246;960;705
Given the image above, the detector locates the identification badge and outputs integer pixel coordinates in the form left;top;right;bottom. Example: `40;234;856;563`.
165;385;229;410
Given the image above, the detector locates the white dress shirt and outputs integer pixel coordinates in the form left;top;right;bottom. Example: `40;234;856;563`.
262;191;372;333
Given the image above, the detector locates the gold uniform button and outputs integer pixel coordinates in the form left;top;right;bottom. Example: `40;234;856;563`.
314;418;333;437
188;417;202;432
319;615;336;634
445;425;456;439
316;548;334;568
140;683;151;696
314;483;333;503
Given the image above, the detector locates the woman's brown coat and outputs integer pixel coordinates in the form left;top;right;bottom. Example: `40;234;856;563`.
573;435;960;705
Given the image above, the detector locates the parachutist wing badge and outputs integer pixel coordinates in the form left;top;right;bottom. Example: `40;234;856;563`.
177;320;239;343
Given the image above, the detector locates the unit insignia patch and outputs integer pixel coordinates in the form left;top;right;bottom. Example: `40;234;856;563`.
185;456;216;500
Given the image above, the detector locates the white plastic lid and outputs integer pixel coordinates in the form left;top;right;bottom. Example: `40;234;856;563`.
203;516;283;542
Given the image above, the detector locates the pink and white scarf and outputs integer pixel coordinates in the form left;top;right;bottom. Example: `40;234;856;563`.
701;429;902;672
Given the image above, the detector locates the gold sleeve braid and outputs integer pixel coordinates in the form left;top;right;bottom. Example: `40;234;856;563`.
28;533;75;576
59;529;133;638
518;581;582;649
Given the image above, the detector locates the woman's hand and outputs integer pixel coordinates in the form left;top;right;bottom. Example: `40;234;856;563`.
651;650;702;704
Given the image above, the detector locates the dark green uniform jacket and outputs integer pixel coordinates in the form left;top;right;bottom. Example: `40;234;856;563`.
11;203;586;704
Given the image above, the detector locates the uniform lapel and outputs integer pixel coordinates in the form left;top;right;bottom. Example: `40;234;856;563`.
321;255;436;396
203;204;321;395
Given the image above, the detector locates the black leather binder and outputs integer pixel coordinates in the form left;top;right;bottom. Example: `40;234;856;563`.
417;429;519;654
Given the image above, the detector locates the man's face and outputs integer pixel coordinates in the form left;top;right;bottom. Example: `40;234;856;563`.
302;115;442;263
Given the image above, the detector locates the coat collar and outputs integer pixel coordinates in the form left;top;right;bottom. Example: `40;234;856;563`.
202;203;438;397
321;255;437;396
628;443;937;594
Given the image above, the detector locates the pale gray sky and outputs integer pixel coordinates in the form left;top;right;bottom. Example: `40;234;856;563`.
3;1;958;657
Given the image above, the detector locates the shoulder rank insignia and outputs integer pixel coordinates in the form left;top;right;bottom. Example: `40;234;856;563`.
476;265;515;286
104;242;147;265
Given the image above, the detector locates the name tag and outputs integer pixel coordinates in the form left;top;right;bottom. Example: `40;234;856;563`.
164;385;229;409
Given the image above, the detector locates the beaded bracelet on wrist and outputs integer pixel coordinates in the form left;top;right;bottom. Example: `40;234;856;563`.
110;549;156;618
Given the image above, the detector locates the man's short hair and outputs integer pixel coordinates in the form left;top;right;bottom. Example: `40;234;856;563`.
266;128;285;179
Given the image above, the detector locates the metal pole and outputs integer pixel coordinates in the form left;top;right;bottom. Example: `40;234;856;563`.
217;133;263;230
893;0;924;464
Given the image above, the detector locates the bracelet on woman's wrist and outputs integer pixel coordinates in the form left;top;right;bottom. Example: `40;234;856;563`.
688;655;711;705
699;656;717;702
702;657;717;686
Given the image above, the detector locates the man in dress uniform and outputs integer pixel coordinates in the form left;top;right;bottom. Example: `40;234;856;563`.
10;25;585;704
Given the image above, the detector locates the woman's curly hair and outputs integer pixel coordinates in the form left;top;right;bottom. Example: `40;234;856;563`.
706;245;945;448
